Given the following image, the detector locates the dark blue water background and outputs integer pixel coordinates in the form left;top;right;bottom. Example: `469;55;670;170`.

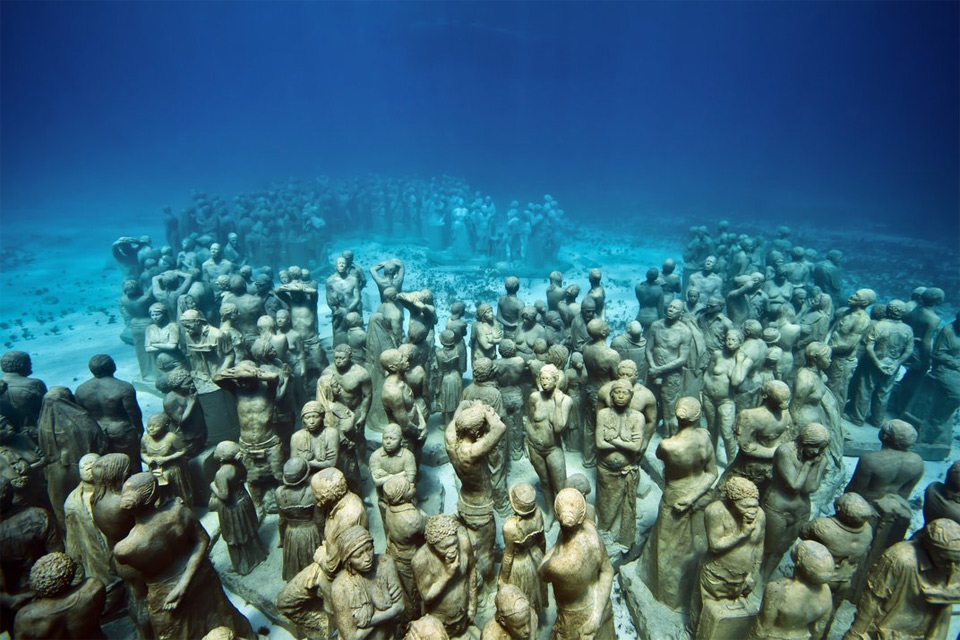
2;2;958;248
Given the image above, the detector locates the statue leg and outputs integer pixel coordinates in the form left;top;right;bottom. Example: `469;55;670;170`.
717;399;738;465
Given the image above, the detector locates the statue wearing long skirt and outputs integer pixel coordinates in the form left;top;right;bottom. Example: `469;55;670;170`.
208;441;267;575
277;458;321;581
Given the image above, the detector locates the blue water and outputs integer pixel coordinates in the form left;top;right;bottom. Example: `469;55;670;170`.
2;2;957;246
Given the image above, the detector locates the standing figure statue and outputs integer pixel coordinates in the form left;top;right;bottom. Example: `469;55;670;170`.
445;400;506;588
208;441;267;576
412;514;478;638
582;319;620;468
13;552;107;640
825;289;875;411
646;300;692;435
113;472;254;639
498;483;547;614
525;364;570;515
276;457;321;582
75;355;143;471
539;488;615;640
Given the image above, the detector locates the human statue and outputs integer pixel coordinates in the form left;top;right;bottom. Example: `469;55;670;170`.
446;399;506;587
790;341;844;512
760;423;830;580
370;258;405;301
221;275;266;346
495;339;526;473
212;361;284;516
161;368;207;456
689;255;723;302
722;380;793;496
799;492;874;618
74;354;144;469
34;385;107;530
366;312;398;431
277;457;321;582
275;280;325;383
843;518;960;640
370;423;417;516
208;441;267;575
634;267;665;333
910;312;960;450
747;540;834;640
557;283;580;331
642;396;717;610
89;453;151;638
112;235;150;279
697;477;765;639
514;306;546;360
144;302;182;374
277;467;368;640
323;344;373;454
327;256;363;346
701;327;751;463
412;514;478;638
496;277;524;340
726;272;766;326
646;299;692;435
405;615;450;640
762;266;795;322
398;289;438;354
291;400;340;474
696;296;733;356
13;552;106;640
481;584;536;640
113;472;254;639
923;460;960;527
610;320;648;382
847;299;913;426
315;373;362;493
330;525;406;640
569;294;596;353
499;482;547;615
63;453;115;600
539;488;615;640
467;304;499;364
140;413;192;504
735;320;768;413
179;309;228;380
546;271;565;312
595;378;647;552
845;419;925;587
119;279;156;380
217;302;249;368
811;249;843;306
382;476;426;624
825;288;875;411
582;318;620;468
525;364;570;514
151;270;195;320
435;330;466;425
1;351;47;439
201;243;235;285
380;348;426;465
377;287;405;347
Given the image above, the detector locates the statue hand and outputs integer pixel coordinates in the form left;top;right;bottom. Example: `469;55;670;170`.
162;583;187;610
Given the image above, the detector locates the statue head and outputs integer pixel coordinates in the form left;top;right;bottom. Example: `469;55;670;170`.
921;287;945;307
471;357;496;383
646;267;659;282
564;284;580;301
676;396;702;428
921;519;960;573
78;453;101;484
88;354;117;378
848;289;877;309
885;299;905;320
311;467;348;506
381;423;403;454
209;243;222;259
554;487;587;531
549;271;563;286
1;350;32;376
120;472;159;512
340;525;375;574
213;440;242;464
537;364;561;392
724;328;745;352
383;475;416;506
586;318;609;341
564;472;592;498
617;359;639;383
504;276;520;294
703;255;717;272
146;413;170;438
455;402;487;439
792;540;834;585
28;552;78;599
300;401;324;432
662;257;676;275
425;514;461;564
834;492;874;528
878;419;917;451
333;344;353;369
804;342;832;370
498;339;517;358
282;457;310;487
509;483;538;517
495;584;533;639
609;378;634;409
724;477;760;523
122;279;142;297
588;268;602;285
761;380;791;410
798;423;830;459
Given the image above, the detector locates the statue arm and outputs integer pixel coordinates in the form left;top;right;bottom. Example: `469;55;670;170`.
315;429;340;470
367;558;404;626
402;451;417;483
124;389;144;434
472;410;507;457
164;512;209;610
586;541;614;635
498;531;516;586
775;446;811;492
358;375;372;427
553;394;572;436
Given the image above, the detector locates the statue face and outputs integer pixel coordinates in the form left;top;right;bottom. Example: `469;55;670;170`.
210;244;221;259
276;311;290;329
336;257;348;275
734;497;760;523
149;308;166;324
303;411;323;432
502;610;532;639
79;457;97;483
348;541;375;573
665;300;683;320
704;256;716;271
724;331;742;351
146;420;167;438
611;385;631;408
816;350;832;370
182;319;201;335
382;431;401;453
539;371;557;393
334;351;351;369
435;534;459;564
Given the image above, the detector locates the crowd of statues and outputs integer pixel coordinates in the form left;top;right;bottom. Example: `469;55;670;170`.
112;176;566;286
0;215;958;640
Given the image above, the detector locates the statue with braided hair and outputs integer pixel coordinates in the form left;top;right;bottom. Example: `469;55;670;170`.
113;472;253;640
412;514;478;638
